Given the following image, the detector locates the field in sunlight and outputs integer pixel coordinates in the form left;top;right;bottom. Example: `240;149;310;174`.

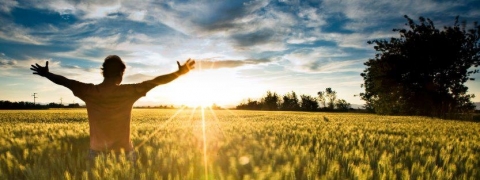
1;109;480;179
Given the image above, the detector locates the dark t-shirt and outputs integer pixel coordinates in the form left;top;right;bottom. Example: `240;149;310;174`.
67;80;154;152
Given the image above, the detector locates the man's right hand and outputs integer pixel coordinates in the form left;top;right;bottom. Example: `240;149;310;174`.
31;61;50;77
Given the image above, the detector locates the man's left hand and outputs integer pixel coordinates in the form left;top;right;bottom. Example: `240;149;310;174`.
177;58;195;75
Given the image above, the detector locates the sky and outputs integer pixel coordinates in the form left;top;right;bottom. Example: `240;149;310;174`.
1;0;479;108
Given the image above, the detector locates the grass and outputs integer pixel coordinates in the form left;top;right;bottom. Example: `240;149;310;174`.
0;108;479;179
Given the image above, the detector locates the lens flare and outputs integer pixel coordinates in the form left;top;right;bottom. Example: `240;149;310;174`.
201;106;208;179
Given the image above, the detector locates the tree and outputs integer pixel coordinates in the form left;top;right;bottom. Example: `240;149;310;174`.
317;91;326;109
211;103;223;110
325;88;337;110
236;98;262;110
262;91;280;111
300;94;318;111
68;103;81;108
280;91;300;111
335;99;351;111
48;102;64;108
361;15;480;117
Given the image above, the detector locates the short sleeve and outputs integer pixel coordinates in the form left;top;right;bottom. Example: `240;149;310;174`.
64;80;93;99
132;81;157;96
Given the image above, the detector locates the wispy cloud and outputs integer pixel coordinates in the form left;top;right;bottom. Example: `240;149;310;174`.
282;47;364;73
0;1;18;13
0;23;45;45
198;58;272;69
59;64;97;73
0;60;17;66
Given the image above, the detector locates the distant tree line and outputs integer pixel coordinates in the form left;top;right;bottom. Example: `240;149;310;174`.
133;105;176;109
236;88;352;112
0;100;81;109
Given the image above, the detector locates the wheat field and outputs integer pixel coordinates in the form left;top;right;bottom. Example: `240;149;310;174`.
0;109;479;179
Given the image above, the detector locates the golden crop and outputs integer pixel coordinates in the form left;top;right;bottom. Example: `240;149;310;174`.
0;109;479;179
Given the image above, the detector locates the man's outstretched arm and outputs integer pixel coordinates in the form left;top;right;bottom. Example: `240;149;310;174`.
30;61;72;87
146;59;195;85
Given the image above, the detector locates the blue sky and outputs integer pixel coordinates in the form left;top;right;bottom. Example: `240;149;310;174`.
1;0;479;107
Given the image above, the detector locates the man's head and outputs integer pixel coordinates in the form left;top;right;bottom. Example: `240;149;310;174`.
102;55;126;78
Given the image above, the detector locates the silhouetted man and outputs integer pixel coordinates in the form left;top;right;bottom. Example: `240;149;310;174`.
30;55;195;160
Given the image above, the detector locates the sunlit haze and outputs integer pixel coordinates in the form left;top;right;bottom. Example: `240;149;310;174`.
149;64;268;107
1;1;479;107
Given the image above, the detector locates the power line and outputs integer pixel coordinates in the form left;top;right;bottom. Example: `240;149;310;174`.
32;93;38;105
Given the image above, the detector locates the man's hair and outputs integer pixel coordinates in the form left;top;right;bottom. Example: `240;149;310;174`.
102;55;126;78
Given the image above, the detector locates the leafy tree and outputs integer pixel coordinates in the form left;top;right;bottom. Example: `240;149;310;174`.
211;103;223;110
48;102;64;108
325;88;337;110
300;94;318;111
68;103;81;108
317;91;326;109
236;98;262;110
361;15;480;117
262;91;280;111
280;91;300;111
335;99;351;111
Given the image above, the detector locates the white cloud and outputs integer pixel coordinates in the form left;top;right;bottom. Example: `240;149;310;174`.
83;2;122;19
335;33;379;49
42;0;122;19
298;7;326;28
321;0;462;31
0;60;17;66
44;0;76;16
127;10;146;21
0;58;50;77
0;1;18;13
286;36;317;44
282;47;364;73
50;34;122;62
308;30;397;49
0;24;45;45
79;34;121;48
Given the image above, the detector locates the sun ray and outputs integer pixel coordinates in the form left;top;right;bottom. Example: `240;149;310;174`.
207;106;229;141
189;106;198;122
201;106;209;179
135;106;186;149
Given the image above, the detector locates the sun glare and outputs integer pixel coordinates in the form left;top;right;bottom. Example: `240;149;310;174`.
173;71;223;107
147;62;267;108
167;69;242;107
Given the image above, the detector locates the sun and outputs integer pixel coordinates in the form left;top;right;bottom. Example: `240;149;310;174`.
149;64;267;108
168;69;237;108
179;87;215;108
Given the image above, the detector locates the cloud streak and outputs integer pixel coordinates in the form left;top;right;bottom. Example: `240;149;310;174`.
198;58;272;69
0;60;17;66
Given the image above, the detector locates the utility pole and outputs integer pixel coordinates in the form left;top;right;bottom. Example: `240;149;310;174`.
60;98;63;105
32;93;38;105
